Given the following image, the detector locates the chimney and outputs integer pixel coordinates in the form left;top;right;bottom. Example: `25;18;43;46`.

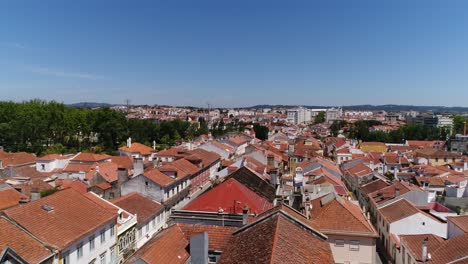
133;157;144;176
267;154;274;168
464;121;467;136
422;237;428;263
153;140;156;150
118;168;129;183
305;198;311;219
395;187;400;197
127;137;132;148
190;232;209;264
270;169;278;187
242;206;249;226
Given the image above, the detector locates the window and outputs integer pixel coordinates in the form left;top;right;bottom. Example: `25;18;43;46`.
139;228;143;238
89;235;95;251
110;225;115;237
100;229;106;243
100;252;106;264
41;164;45;171
110;246;116;263
151;218;155;228
63;251;70;264
350;240;360;251
77;242;83;259
334;239;345;247
146;223;149;232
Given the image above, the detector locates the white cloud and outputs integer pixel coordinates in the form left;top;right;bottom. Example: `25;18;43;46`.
0;42;27;49
26;66;107;80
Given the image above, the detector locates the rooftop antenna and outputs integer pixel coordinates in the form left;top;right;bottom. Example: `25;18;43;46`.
125;99;131;116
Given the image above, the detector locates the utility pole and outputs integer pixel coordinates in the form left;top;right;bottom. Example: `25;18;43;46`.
125;99;131;116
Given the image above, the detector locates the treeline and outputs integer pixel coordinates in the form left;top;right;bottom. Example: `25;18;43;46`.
330;120;452;143
0;100;209;155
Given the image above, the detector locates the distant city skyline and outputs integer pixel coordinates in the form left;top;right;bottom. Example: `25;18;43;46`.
2;0;468;107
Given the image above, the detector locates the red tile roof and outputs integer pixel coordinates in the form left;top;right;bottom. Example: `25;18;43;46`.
127;224;189;264
0;187;27;211
178;223;236;252
143;168;174;187
0;217;53;263
399;234;444;262
184;177;273;214
309;194;377;237
71;152;111;163
219;213;333;264
110;156;134;169
95;162;118;183
4;188;117;250
112;192;164;226
55;179;88;193
428;233;468;264
119;142;155;156
0;151;36;167
378;199;420;223
359;179;390;196
447;215;468;233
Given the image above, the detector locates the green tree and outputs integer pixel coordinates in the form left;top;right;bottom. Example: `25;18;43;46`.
314;112;325;124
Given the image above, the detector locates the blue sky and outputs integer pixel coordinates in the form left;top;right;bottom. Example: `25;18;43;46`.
1;0;468;107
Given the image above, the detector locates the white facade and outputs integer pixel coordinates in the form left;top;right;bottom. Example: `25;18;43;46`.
59;222;117;264
36;158;71;173
135;211;166;249
447;217;468;239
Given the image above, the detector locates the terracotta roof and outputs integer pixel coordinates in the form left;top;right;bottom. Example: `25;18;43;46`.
155;147;189;158
378;199;420;223
0;186;27;211
143;168;174;187
71;152;111;163
447;215;468;233
0;217;53;263
415;176;446;187
428;233;468;264
184;177;273;214
345;163;373;177
63;163;95;172
13;179;54;198
227;136;249;146
219;213;333;264
96;181;112;190
110;156;134;169
188;148;221;167
415;148;461;159
159;158;200;180
369;181;423;206
95;162;118;183
400;234;444;262
178;223;236;252
55;179;88;193
224;166;276;202
407;140;441;148
211;141;235;153
37;154;73;161
9;166;47;179
112;192;164;226
127;224;189;264
309;194;377;237
4;188;117;250
359;179;390;196
0;151;36;167
119;142;155;156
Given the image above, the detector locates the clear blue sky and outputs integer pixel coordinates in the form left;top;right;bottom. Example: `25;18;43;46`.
1;0;468;107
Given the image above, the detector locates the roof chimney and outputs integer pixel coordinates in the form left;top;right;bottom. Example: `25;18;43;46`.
127;137;132;148
395;187;400;197
190;232;208;264
242;206;249;226
422;237;428;262
133;157;144;176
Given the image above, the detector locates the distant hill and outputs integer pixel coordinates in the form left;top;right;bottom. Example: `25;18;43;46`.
67;102;118;108
249;104;468;113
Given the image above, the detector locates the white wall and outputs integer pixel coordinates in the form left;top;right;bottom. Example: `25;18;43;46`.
135;211;165;249
59;222;117;264
447;218;466;239
390;213;447;239
327;234;375;264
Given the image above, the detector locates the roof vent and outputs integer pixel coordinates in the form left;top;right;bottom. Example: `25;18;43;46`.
41;204;54;212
